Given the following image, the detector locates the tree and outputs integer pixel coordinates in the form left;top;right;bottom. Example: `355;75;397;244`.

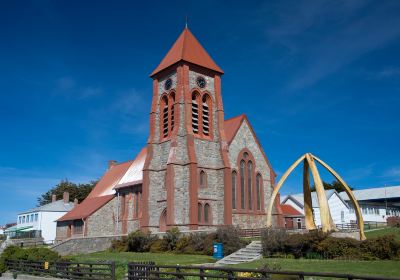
37;179;97;206
311;180;354;193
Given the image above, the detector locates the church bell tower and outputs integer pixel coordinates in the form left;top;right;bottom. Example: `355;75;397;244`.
140;27;232;232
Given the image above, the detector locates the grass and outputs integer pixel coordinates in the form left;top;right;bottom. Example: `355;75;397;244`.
233;258;400;278
70;251;214;279
365;227;400;240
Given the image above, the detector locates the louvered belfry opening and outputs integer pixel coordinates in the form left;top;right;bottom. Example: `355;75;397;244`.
162;95;169;138
169;92;175;132
192;92;199;134
202;94;210;136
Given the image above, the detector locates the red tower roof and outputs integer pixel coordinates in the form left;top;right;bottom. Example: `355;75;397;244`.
151;27;223;77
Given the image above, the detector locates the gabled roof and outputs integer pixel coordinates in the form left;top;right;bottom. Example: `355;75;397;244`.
281;204;303;216
87;160;133;198
224;115;246;144
281;190;349;209
224;114;276;177
114;147;147;189
340;186;400;201
57;149;146;222
57;195;114;222
151;27;223;77
18;200;74;215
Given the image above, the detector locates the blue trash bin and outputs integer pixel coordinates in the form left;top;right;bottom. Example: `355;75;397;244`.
213;242;224;260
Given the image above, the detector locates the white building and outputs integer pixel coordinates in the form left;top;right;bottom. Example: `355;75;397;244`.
281;190;351;226
281;186;400;226
15;192;75;242
340;186;400;223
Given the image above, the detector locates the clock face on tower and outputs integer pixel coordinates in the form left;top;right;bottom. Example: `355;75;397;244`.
196;76;206;89
164;78;172;91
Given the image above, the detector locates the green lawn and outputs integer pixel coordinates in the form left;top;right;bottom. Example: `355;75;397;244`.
365;227;400;240
71;251;400;280
233;258;400;278
70;251;214;279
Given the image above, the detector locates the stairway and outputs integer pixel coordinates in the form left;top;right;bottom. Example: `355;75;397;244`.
216;241;262;265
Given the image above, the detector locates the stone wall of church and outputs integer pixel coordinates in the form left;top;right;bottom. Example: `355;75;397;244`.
56;221;69;241
228;120;274;228
86;198;116;237
198;169;225;225
172;165;190;229
148;170;167;229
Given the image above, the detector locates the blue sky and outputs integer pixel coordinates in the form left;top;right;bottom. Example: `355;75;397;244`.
1;1;400;224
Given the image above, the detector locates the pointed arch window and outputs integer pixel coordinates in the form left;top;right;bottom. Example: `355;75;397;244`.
237;150;263;212
198;203;202;222
160;92;176;139
256;174;262;211
248;161;253;210
192;92;200;134
240;160;245;210
161;95;169;138
232;171;237;209
202;94;211;136
204;203;211;224
169;92;175;132
191;91;212;138
200;170;207;188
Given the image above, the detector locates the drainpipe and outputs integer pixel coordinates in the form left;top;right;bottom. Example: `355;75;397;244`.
116;192;120;234
82;218;86;237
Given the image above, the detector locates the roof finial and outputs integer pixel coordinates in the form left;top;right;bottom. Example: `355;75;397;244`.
185;15;188;29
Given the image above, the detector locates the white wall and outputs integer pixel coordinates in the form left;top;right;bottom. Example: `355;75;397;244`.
283;194;353;226
17;211;69;242
39;212;67;242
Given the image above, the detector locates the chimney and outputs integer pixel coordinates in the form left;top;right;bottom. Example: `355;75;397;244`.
63;192;69;203
52;194;57;202
74;198;78;207
108;160;117;169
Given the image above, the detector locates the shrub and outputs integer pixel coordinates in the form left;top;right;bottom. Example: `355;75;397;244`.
126;230;157;252
261;229;288;257
361;235;400;260
315;237;360;259
283;230;327;258
162;227;181;251
110;237;128;252
149;239;166;253
0;246;60;273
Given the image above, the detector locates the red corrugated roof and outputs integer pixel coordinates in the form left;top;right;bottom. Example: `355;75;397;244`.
281;204;303;216
57;195;114;221
151;27;223;77
224;114;246;144
87;160;133;198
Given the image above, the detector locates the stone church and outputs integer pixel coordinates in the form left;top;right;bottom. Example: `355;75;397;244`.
56;27;283;240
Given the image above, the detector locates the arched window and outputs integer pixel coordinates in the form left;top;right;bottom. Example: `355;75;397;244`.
232;171;237;209
240;160;245;209
192;92;200;134
161;95;169;138
248;161;253;210
238;150;261;212
202;94;211;136
169;92;175;132
256;174;262;210
204;203;211;224
200;170;207;188
198;203;203;222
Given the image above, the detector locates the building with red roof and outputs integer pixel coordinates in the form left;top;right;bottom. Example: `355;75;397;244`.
56;27;283;241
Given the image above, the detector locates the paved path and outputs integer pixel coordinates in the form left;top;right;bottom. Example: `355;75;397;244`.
215;240;262;265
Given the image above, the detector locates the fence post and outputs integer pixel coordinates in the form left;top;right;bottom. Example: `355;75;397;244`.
199;266;205;280
227;269;235;280
111;262;116;280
